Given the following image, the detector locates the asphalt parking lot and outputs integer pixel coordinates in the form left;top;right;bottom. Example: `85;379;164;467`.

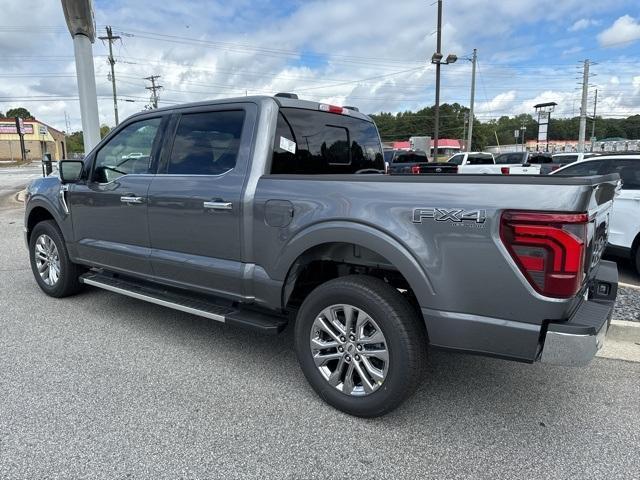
1;181;639;479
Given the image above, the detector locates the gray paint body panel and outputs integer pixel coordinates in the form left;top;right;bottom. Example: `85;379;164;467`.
24;96;619;362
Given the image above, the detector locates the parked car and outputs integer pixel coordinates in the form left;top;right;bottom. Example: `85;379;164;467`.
24;95;618;417
552;154;640;272
447;152;501;174
386;150;430;174
497;152;554;174
541;152;601;174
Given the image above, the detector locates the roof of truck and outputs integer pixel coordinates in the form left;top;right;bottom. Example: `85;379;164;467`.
127;95;374;123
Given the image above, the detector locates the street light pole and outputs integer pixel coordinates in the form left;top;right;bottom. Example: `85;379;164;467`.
432;0;443;160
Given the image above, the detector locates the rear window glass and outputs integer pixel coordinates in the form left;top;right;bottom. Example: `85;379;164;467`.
495;153;523;164
553;155;578;164
393;152;427;164
467;154;493;165
271;108;384;174
528;155;552;164
448;154;464;165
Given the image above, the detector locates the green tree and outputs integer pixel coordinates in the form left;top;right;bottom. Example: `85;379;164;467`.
5;107;32;118
100;124;112;139
66;131;84;154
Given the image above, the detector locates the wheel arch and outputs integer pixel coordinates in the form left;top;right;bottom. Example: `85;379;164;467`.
277;221;434;310
25;203;61;244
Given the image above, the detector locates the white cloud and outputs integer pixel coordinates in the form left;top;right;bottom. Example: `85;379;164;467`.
1;0;640;136
569;18;598;32
597;15;640;47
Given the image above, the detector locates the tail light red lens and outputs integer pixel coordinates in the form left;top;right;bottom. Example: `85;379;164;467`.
501;167;510;175
411;165;421;174
500;211;588;298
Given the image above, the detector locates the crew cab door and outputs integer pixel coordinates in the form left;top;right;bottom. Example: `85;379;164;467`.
68;116;166;275
147;104;256;299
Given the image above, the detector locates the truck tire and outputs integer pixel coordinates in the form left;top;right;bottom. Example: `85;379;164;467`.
294;275;426;417
635;247;640;275
29;220;83;298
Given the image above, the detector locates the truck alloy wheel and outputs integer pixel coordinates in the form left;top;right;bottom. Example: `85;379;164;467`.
33;234;61;286
295;275;425;417
29;220;83;298
310;304;389;396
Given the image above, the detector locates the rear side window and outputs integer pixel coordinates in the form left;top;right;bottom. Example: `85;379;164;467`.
168;110;245;175
608;159;640;190
556;160;605;176
467;154;493;165
270;108;383;174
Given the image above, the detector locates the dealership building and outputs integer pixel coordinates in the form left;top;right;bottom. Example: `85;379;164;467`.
0;117;67;162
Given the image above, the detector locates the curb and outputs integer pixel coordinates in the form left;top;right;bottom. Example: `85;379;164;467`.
597;320;640;363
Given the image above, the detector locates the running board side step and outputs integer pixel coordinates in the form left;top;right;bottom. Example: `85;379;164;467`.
79;272;288;335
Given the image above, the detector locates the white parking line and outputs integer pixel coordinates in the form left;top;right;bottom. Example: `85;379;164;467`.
619;282;640;290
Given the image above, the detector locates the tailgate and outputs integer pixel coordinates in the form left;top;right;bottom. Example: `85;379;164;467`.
583;177;618;285
509;164;541;175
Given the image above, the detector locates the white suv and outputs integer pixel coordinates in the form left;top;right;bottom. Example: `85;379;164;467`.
552;155;640;272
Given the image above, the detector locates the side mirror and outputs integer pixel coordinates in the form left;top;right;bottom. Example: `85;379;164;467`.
59;160;84;184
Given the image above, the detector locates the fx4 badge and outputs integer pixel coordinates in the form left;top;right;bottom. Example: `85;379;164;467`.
412;208;487;225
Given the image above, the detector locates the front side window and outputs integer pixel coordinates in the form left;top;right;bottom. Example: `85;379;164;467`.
271;108;383;174
93;117;162;183
168;110;245;175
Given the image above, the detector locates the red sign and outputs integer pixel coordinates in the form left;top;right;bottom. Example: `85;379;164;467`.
0;122;34;134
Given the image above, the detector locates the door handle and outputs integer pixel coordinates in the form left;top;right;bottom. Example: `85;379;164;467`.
203;201;233;211
120;195;144;204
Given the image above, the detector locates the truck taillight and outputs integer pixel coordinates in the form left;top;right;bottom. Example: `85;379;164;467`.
411;165;421;174
500;211;588;298
501;167;510;175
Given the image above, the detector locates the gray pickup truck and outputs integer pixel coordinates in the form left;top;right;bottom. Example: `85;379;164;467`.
24;95;619;417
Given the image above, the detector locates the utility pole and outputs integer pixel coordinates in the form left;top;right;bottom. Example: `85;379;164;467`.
99;26;121;125
521;122;527;152
466;48;477;152
462;112;468;151
578;59;590;153
591;88;598;152
64;111;71;133
433;0;443;159
145;75;163;109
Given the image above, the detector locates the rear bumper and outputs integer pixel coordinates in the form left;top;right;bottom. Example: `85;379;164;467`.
540;260;618;366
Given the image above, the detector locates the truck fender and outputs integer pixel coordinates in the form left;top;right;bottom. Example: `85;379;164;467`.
275;220;435;308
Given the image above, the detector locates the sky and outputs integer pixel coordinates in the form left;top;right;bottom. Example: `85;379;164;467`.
0;0;639;132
